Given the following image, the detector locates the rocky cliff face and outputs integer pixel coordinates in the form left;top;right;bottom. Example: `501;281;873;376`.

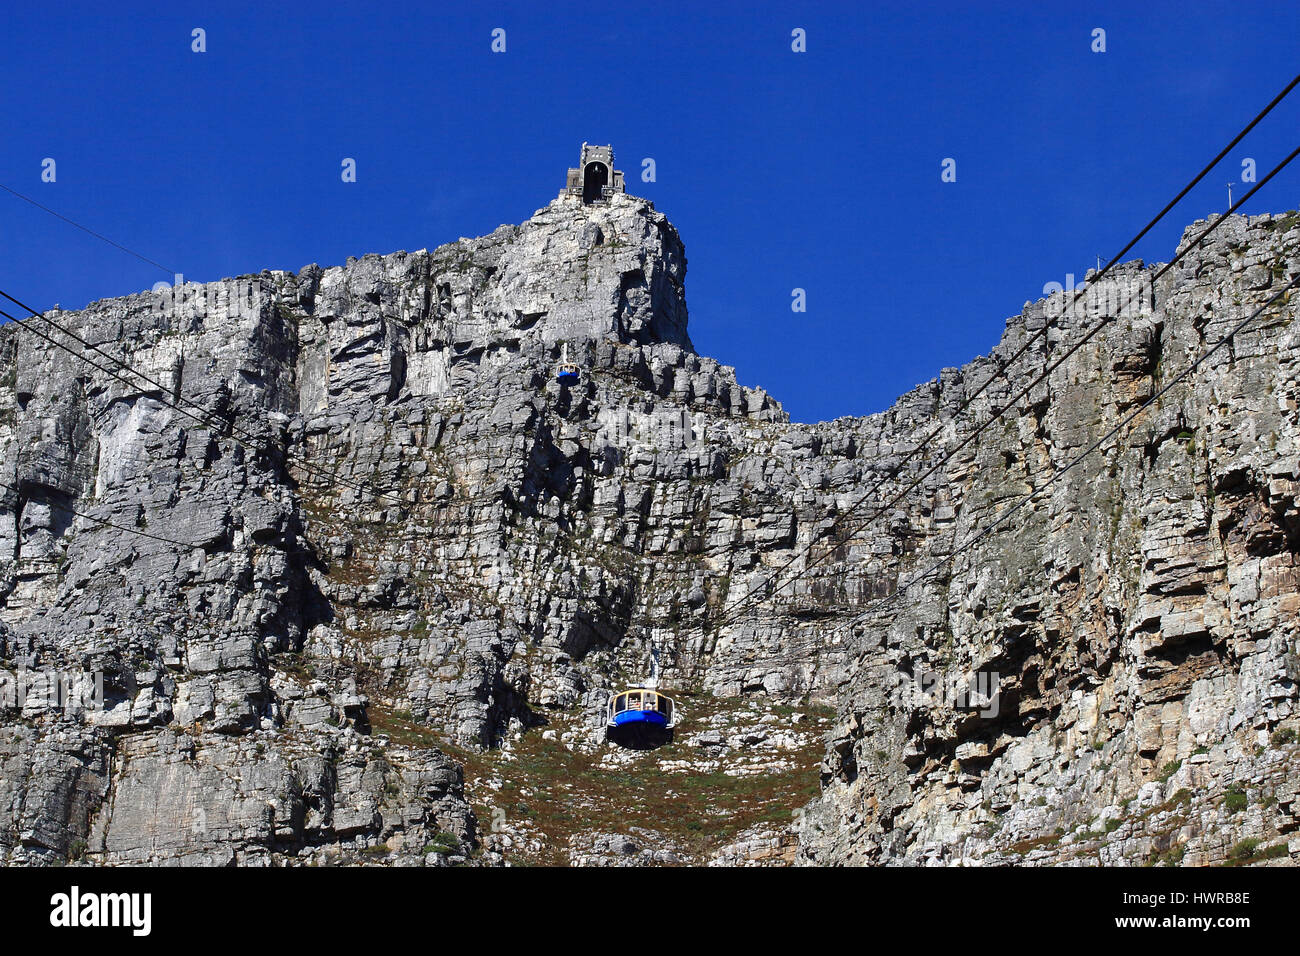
1;192;1297;866
799;211;1300;866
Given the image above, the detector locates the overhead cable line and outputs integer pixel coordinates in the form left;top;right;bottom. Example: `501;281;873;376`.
722;143;1300;630
0;290;414;509
708;82;1300;633
0;478;199;550
787;274;1299;663
0;183;179;277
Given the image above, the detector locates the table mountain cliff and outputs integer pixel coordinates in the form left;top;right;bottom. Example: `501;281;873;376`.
1;193;1298;866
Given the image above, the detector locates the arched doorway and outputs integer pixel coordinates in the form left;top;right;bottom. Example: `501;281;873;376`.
582;162;608;203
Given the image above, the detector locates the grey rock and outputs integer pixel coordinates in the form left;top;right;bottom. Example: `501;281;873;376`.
2;196;1299;867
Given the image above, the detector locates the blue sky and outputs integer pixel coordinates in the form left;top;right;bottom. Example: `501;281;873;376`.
2;1;1298;422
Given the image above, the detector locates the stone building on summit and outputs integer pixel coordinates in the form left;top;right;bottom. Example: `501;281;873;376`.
562;143;626;203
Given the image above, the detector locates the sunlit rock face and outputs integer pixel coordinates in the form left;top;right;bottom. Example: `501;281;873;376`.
1;200;1297;866
798;212;1300;866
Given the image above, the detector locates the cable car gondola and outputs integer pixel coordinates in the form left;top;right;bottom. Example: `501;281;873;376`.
605;686;677;729
555;342;581;385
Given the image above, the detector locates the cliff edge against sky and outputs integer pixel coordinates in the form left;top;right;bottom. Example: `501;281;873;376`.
1;192;1298;866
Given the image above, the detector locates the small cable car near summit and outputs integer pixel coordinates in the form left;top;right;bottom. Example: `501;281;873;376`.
556;342;580;385
605;644;678;736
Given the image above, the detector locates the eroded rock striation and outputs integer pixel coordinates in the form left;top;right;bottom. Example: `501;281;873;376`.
1;190;1297;866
